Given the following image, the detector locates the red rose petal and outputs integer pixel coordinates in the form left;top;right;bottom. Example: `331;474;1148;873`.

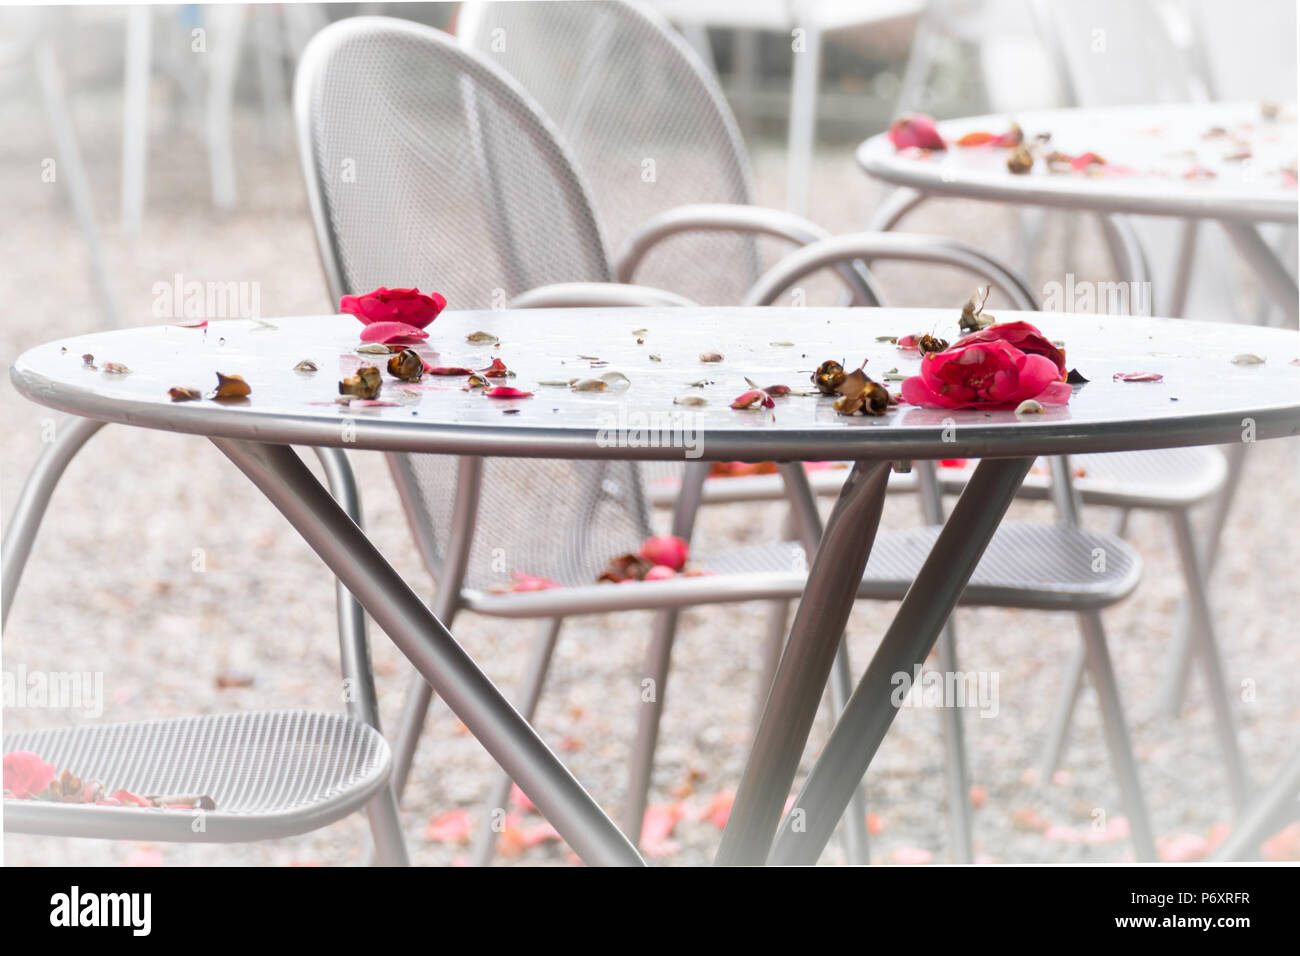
359;321;429;344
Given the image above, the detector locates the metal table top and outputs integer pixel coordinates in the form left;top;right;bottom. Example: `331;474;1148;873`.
857;103;1299;224
11;308;1300;461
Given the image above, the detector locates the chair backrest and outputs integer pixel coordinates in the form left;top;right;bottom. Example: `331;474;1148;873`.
295;15;611;306
1033;0;1206;107
295;16;650;591
458;0;763;304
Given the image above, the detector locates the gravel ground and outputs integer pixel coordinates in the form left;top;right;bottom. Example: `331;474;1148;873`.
3;61;1299;867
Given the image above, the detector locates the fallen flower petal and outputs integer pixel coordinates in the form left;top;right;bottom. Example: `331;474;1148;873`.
359;321;430;344
3;751;57;799
644;565;677;581
640;535;689;571
424;364;475;376
1112;371;1163;382
484;386;533;399
888;113;946;151
478;357;511;377
511;570;562;592
424;807;473;843
731;388;774;409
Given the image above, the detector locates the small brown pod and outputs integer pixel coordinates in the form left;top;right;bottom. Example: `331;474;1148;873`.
387;348;424;382
339;366;382;399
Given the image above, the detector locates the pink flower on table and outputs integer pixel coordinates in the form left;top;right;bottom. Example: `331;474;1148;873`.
888;113;946;151
639;535;689;572
3;751;56;799
952;321;1068;380
341;287;446;344
901;339;1072;410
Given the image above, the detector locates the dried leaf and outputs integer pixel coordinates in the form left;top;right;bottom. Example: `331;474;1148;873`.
699;351;724;363
674;395;707;407
832;368;891;416
649;353;662;362
467;330;499;345
294;360;318;373
356;343;392;355
339;366;382;399
770;341;795;347
387;348;424;381
102;362;131;374
212;372;251;400
570;378;608;391
168;386;201;402
599;371;631;388
1231;353;1265;365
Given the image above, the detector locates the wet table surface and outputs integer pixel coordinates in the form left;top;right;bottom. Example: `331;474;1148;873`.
11;308;1300;461
857;103;1300;224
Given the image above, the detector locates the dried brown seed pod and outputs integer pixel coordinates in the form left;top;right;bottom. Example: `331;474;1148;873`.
387;348;424;381
1007;145;1034;174
812;359;846;395
339;366;381;399
212;372;251;399
832;368;891;417
914;334;949;355
168;386;201;402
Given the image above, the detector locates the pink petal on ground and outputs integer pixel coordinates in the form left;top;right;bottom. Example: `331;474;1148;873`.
969;784;988;809
359;321;430;344
887;846;934;865
510;784;537;813
424;807;473;843
1044;824;1083;844
1158;832;1209;862
1262;821;1300;861
867;811;884;836
699;790;735;830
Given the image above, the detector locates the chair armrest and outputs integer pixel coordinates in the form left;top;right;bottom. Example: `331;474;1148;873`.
613;203;884;306
508;282;696;309
742;232;1042;310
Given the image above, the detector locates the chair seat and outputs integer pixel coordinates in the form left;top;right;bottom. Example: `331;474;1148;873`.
646;447;1227;510
3;711;390;842
462;521;1141;617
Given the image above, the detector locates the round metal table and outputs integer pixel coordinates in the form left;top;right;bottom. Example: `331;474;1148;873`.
857;103;1300;322
9;308;1300;865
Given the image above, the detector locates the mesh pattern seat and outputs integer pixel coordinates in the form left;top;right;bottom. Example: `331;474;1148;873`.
4;711;391;842
459;0;762;305
463;521;1141;616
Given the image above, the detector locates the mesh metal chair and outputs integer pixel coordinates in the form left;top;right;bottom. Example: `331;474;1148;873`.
3;441;408;862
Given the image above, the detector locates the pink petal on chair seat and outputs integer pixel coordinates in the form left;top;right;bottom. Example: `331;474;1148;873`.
359;321;430;344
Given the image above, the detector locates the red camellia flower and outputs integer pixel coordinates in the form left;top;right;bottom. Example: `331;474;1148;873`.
639;535;689;571
952;321;1067;380
341;287;446;343
888;113;946;151
3;751;56;799
901;339;1072;410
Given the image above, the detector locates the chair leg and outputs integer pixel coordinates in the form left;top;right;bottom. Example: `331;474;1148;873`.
390;669;438;802
1210;746;1300;861
621;607;680;844
1037;641;1086;780
469;617;565;866
826;637;872;865
1076;609;1157;861
3;417;106;627
1169;509;1252;810
935;621;974;863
